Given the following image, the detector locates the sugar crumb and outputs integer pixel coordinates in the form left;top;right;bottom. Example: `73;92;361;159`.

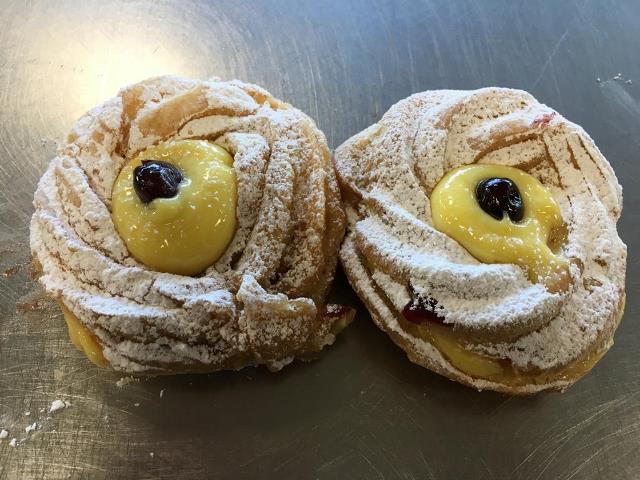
49;399;70;413
116;376;138;388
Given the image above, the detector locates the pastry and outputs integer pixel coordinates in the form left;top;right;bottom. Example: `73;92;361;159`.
335;88;626;394
30;75;353;373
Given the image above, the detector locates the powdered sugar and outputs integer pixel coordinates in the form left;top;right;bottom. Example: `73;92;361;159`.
115;376;139;388
49;399;71;414
24;422;37;434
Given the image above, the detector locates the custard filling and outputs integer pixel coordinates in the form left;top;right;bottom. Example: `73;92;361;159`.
417;164;617;386
430;164;570;292
60;302;108;368
112;140;237;276
403;319;613;387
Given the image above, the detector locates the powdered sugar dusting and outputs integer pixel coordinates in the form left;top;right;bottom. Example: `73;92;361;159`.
48;399;67;413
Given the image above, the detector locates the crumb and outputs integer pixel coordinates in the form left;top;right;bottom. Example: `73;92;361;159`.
613;72;623;80
134;403;140;407
626;79;633;84
49;399;69;413
116;376;138;388
596;77;601;83
159;389;164;398
0;429;8;439
150;452;155;458
3;265;20;277
24;411;30;416
9;438;17;447
25;422;37;434
15;293;50;314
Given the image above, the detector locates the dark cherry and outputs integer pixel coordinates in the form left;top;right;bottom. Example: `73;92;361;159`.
475;177;524;222
323;304;350;319
133;160;183;204
402;286;445;325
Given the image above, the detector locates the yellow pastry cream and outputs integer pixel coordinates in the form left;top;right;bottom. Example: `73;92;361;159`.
430;164;569;293
112;140;237;276
60;302;108;368
401;314;619;388
404;164;602;387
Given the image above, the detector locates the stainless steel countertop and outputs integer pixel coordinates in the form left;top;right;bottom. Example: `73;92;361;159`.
1;1;639;478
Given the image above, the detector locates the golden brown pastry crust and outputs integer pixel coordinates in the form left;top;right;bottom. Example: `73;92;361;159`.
30;76;353;373
335;88;626;394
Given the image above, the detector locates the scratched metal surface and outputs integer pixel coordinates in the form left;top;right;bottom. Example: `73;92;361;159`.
0;0;639;478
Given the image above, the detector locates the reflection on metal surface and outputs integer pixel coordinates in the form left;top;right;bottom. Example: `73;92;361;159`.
75;39;183;111
40;34;185;115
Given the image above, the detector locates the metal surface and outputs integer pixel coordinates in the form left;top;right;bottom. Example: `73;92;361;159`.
0;0;639;478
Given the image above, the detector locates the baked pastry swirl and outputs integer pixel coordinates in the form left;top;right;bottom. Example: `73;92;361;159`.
335;88;626;394
30;75;353;373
